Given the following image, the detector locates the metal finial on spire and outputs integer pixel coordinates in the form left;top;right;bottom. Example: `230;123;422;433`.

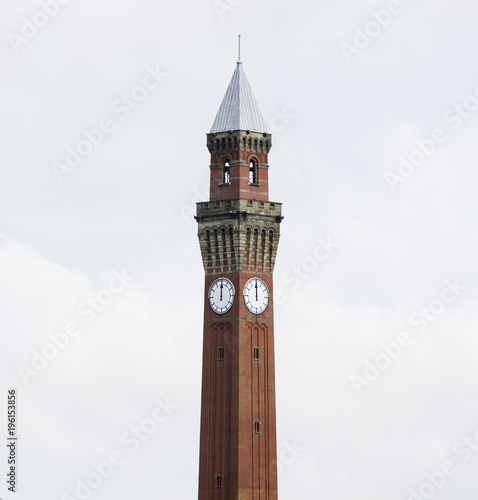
238;34;241;63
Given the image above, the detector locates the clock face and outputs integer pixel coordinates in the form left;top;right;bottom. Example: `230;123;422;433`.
243;278;269;315
208;278;235;315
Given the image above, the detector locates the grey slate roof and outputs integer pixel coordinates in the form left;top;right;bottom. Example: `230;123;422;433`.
210;63;269;134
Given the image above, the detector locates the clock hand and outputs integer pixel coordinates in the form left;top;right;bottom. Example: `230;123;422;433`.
255;279;258;301
220;282;223;301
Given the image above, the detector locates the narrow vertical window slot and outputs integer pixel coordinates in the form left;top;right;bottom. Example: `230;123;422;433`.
214;475;224;488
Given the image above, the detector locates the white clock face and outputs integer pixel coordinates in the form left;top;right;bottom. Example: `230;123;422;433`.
243;278;269;315
208;278;235;315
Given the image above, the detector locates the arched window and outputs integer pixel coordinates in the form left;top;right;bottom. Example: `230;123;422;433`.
223;160;230;184
249;159;258;184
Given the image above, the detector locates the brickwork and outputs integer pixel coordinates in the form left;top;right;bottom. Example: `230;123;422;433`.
197;78;282;500
198;272;279;500
196;199;282;276
207;130;272;202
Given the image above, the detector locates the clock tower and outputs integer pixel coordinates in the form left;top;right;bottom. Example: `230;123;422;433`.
196;59;283;499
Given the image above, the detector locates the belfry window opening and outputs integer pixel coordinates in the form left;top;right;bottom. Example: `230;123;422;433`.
223;161;230;184
249;159;258;185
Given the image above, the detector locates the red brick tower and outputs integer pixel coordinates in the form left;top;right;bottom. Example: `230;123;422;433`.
196;60;283;499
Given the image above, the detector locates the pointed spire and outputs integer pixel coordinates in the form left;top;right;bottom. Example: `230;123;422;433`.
210;63;269;134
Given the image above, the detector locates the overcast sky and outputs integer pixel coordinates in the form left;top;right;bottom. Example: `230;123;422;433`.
2;1;478;499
